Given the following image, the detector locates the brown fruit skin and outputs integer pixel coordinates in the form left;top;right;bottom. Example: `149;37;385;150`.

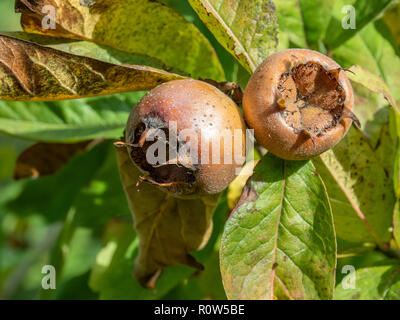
243;49;355;160
126;79;247;197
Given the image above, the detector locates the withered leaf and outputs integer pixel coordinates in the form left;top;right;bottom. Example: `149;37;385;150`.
14;140;97;180
15;0;225;80
115;144;220;287
0;33;184;101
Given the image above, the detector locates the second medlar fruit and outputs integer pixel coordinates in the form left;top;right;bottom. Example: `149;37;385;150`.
124;79;247;197
243;49;358;160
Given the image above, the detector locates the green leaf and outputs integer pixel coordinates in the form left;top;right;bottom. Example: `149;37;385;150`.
0;92;143;142
16;0;224;80
345;64;399;146
313;127;396;249
331;20;400;199
63;235;100;280
384;3;400;45
324;0;397;50
42;223;101;300
72;146;132;231
220;154;336;300
394;200;400;249
274;0;336;51
5;142;108;222
58;227;101;282
163;250;227;299
160;0;250;86
332;21;400;101
188;0;278;72
347;64;398;114
13;141;93;180
0;33;183;101
298;0;334;49
330;21;400;145
374;109;400;197
274;0;307;50
335;263;400;300
116;144;220;287
88;219;194;299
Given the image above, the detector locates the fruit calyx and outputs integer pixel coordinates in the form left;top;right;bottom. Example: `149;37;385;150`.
277;61;359;143
128;116;199;196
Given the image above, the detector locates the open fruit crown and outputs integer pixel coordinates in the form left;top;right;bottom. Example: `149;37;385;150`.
243;49;359;160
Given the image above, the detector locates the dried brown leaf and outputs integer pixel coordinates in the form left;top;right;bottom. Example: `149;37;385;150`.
0;33;183;101
115;144;220;287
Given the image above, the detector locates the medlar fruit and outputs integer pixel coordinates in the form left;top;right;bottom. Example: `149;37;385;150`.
123;79;247;197
243;49;358;160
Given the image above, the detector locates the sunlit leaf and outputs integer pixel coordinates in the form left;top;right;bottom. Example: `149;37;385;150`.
274;0;307;50
4;32;181;73
227;160;257;210
72;146;132;230
347;65;398;114
313;127;395;250
333;21;400;101
45;224;101;300
5;142;108;222
298;0;334;49
335;263;400;300
331;20;400;200
394;200;400;249
374;108;400;197
336;250;391;283
188;0;278;72
324;0;397;50
220;154;336;300
331;21;400;147
16;0;224;80
159;0;250;87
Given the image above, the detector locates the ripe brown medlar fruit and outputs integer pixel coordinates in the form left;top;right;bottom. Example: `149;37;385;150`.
243;49;358;160
122;79;247;197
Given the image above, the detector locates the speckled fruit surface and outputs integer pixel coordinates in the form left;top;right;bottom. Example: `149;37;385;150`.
126;79;247;196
